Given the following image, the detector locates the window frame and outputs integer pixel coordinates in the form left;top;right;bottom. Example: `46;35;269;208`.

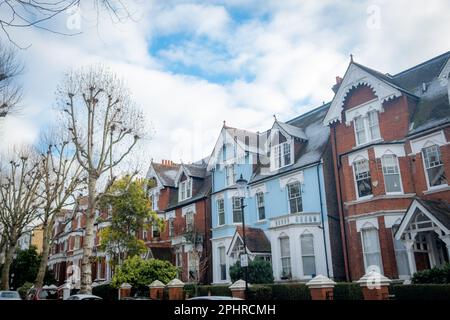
256;192;266;221
168;218;174;237
360;227;383;274
225;164;235;187
232;196;243;223
279;236;292;279
421;144;448;190
381;154;404;195
218;246;227;281
271;141;293;170
353;111;382;146
185;211;194;232
179;178;193;202
300;233;316;277
287;181;302;214
353;158;373;200
217;198;225;226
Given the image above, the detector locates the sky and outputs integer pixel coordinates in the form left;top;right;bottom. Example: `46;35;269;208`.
1;0;450;171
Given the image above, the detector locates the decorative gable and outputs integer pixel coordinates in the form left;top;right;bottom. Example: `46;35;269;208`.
323;63;403;125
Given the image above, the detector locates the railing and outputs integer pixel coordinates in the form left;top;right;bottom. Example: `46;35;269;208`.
269;212;321;228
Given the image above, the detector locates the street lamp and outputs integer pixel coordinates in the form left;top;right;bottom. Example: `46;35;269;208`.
236;174;249;299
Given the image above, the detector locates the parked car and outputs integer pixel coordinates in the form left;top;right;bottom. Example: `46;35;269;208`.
0;291;22;300
26;285;59;300
188;296;243;300
65;294;103;300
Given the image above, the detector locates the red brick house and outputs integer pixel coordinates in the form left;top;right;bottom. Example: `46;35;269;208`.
164;161;212;284
324;51;450;281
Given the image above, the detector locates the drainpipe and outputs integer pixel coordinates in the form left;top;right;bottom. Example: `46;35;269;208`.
316;162;330;278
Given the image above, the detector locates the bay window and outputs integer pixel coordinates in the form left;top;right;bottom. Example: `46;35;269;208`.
361;227;383;273
219;246;227;281
381;154;402;193
301;233;316;277
354;159;372;198
422;145;447;188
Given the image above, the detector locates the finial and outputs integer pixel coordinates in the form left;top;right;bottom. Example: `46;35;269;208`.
151;157;153;163
273;114;277;121
350;54;354;62
223;120;226;127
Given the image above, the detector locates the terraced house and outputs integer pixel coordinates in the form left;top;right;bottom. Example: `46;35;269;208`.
208;106;345;284
324;51;450;281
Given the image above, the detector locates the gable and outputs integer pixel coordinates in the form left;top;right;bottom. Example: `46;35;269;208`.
324;63;403;125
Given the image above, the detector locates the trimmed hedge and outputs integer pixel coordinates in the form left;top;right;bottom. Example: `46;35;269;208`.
92;283;118;300
392;284;450;300
411;263;450;284
196;285;231;297
248;285;273;300
270;283;311;300
333;283;363;300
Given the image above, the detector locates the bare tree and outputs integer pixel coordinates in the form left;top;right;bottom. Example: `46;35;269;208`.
0;147;44;290
57;64;144;294
0;42;22;119
0;1;136;46
33;129;86;288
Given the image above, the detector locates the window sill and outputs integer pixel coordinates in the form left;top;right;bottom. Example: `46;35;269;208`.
255;219;267;224
345;193;416;206
423;185;450;195
353;138;384;150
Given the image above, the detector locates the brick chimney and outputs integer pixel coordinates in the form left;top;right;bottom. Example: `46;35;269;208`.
332;76;343;94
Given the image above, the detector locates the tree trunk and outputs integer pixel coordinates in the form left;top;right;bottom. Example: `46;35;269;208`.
0;241;16;290
80;175;97;294
34;220;51;288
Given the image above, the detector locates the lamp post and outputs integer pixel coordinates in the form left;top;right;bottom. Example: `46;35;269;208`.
236;174;249;299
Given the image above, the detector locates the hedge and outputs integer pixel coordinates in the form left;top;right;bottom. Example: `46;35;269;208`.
411;263;450;284
333;283;363;300
391;284;450;300
92;283;118;300
195;285;231;297
270;283;311;300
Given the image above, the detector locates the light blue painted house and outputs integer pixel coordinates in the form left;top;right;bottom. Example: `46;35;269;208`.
207;104;345;283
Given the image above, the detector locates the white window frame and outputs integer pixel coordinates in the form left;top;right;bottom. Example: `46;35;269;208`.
168;218;174;237
352;158;373;200
256;192;266;221
287;181;302;214
271;141;293;170
391;224;410;279
381;154;404;195
217;198;225;226
225;164;235;186
421;144;448;190
353;111;381;146
300;233;316;277
185;211;194;232
218;246;227;281
279;236;292;279
74;236;80;250
232;197;243;223
179;178;193;202
360;227;383;274
188;252;199;282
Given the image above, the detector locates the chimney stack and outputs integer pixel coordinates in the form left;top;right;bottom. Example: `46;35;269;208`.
162;160;174;166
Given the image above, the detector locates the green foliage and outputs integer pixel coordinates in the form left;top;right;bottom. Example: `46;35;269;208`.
392;284;450;300
248;285;273;300
271;283;311;300
196;285;231;297
229;258;274;284
111;256;177;290
411;263;450;284
17;282;33;299
92;283;118;301
8;246;56;289
333;282;363;300
99;176;163;265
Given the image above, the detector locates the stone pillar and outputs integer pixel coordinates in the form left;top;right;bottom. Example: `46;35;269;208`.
149;280;165;300
306;275;336;300
119;283;132;300
357;271;391;300
167;279;185;300
229;279;248;300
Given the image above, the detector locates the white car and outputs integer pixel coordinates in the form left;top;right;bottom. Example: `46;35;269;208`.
65;294;103;300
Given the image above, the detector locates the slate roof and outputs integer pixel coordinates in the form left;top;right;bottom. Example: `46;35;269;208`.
250;103;331;184
275;120;308;140
149;162;180;187
416;197;450;231
183;163;207;178
235;226;271;253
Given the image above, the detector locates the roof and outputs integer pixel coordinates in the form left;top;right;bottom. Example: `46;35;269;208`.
182;163;207;179
250;103;331;184
148;162;180;187
415;197;450;231
166;171;212;210
234;226;271;253
274;120;308;140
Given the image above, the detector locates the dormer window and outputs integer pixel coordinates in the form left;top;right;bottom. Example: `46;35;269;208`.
272;142;292;170
354;111;381;146
179;178;192;201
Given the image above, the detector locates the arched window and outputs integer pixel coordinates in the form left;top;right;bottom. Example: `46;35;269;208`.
300;233;316;276
279;235;291;279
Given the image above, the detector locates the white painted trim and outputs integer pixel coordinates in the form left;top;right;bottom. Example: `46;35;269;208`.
324;63;402;125
348;149;369;165
381;153;405;195
374;144;406;158
345;98;382;125
356;217;379;232
384;214;404;229
279;171;304;189
410;130;447;154
249;183;267;197
181;204;196;217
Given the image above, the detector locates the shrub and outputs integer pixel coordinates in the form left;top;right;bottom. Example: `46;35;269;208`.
411;263;450;284
92;283;118;301
196;285;231;297
271;283;311;300
111;256;178;290
229;258;274;284
248;285;273;300
333;282;363;300
17;282;33;299
392;284;450;300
